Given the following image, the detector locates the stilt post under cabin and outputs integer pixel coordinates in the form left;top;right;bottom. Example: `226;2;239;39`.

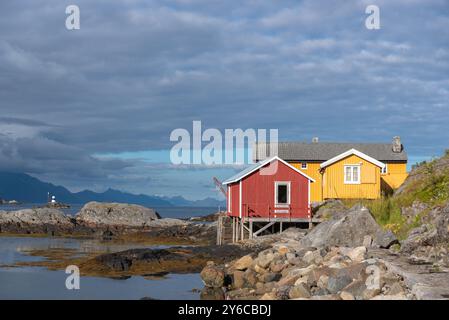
249;220;253;239
240;218;244;241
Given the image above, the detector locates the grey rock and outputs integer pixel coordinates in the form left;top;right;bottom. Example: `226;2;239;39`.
289;283;311;299
300;205;398;249
76;202;160;230
327;275;353;294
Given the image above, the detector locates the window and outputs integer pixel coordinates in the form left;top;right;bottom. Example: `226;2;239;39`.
381;164;388;174
275;182;290;206
344;165;361;184
301;162;307;169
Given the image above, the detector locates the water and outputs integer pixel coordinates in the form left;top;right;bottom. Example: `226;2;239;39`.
0;237;202;300
0;203;218;219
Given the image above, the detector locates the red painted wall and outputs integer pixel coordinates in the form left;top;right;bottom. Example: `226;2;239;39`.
226;160;310;219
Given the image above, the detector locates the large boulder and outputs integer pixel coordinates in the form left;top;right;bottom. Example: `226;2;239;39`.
0;208;74;235
75;202;160;231
200;262;225;288
300;205;398;249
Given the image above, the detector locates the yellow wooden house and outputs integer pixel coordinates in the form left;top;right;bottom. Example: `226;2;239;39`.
253;137;408;202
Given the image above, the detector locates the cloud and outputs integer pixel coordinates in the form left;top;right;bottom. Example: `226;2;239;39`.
0;0;448;198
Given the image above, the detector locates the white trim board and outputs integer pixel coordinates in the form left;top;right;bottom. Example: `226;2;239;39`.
222;156;316;185
320;148;385;169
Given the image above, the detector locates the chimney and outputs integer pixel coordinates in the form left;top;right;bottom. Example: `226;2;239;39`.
312;137;319;144
392;136;402;153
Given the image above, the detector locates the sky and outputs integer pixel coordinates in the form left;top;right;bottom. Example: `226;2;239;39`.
0;0;448;200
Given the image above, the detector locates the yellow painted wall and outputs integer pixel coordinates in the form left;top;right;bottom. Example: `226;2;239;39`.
322;154;381;200
291;162;323;202
289;159;408;202
381;162;408;191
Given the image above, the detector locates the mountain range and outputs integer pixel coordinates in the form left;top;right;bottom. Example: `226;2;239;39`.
0;172;225;207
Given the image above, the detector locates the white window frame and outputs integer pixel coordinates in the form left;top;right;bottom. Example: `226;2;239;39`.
381;164;388;175
301;162;308;169
344;165;361;184
274;181;291;207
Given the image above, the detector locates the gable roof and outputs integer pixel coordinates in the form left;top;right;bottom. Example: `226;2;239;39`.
253;142;407;162
222;156;315;185
320;149;385;169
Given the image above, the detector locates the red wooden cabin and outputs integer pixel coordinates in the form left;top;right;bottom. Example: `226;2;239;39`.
222;156;315;222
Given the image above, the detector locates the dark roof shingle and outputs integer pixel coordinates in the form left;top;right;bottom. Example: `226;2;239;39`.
253;142;407;162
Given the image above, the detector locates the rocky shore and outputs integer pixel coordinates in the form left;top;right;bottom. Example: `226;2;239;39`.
199;204;449;300
0;202;216;244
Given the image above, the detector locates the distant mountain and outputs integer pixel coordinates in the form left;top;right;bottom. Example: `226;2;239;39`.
0;172;225;208
163;195;226;208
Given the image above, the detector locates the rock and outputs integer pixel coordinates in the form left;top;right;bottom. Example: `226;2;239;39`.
289;283;311;299
346;246;367;262
340;291;355;300
313;200;347;220
300;205;397;249
273;285;292;300
277;245;290;255
363;288;381;299
254;264;267;274
257;250;276;269
388;282;405;295
234;255;253;271
270;261;288;273
374;230;399;249
363;235;373;248
317;275;329;289
201;263;225;288
327;275;353;294
200;287;225;300
341;279;367;299
260;293;277;300
244;269;258;287
370;293;407;300
75;202;160;231
260;272;282;283
255;282;276;295
0;208;74;235
310;294;341;300
302;250;323;265
233;271;245;288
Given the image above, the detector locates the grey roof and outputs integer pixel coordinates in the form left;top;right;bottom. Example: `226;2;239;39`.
253;142;407;162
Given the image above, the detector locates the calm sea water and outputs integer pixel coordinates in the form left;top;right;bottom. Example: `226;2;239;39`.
0;204;218;219
0;237;202;300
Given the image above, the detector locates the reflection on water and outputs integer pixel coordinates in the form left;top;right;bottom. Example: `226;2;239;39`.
0;236;201;300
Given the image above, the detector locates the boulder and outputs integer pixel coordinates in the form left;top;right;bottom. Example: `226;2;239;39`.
346;246;367;263
300;205;398;249
200;262;225;288
200;287;225;300
257;250;276;269
75;202;160;230
234;255;253;271
289;283;311;299
0;208;74;235
327;274;353;294
340;291;355;300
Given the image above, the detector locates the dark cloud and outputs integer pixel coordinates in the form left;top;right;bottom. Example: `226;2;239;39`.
0;0;448;198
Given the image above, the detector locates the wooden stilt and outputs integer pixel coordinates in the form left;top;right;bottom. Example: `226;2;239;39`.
240;219;244;241
249;220;253;240
280;221;283;234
